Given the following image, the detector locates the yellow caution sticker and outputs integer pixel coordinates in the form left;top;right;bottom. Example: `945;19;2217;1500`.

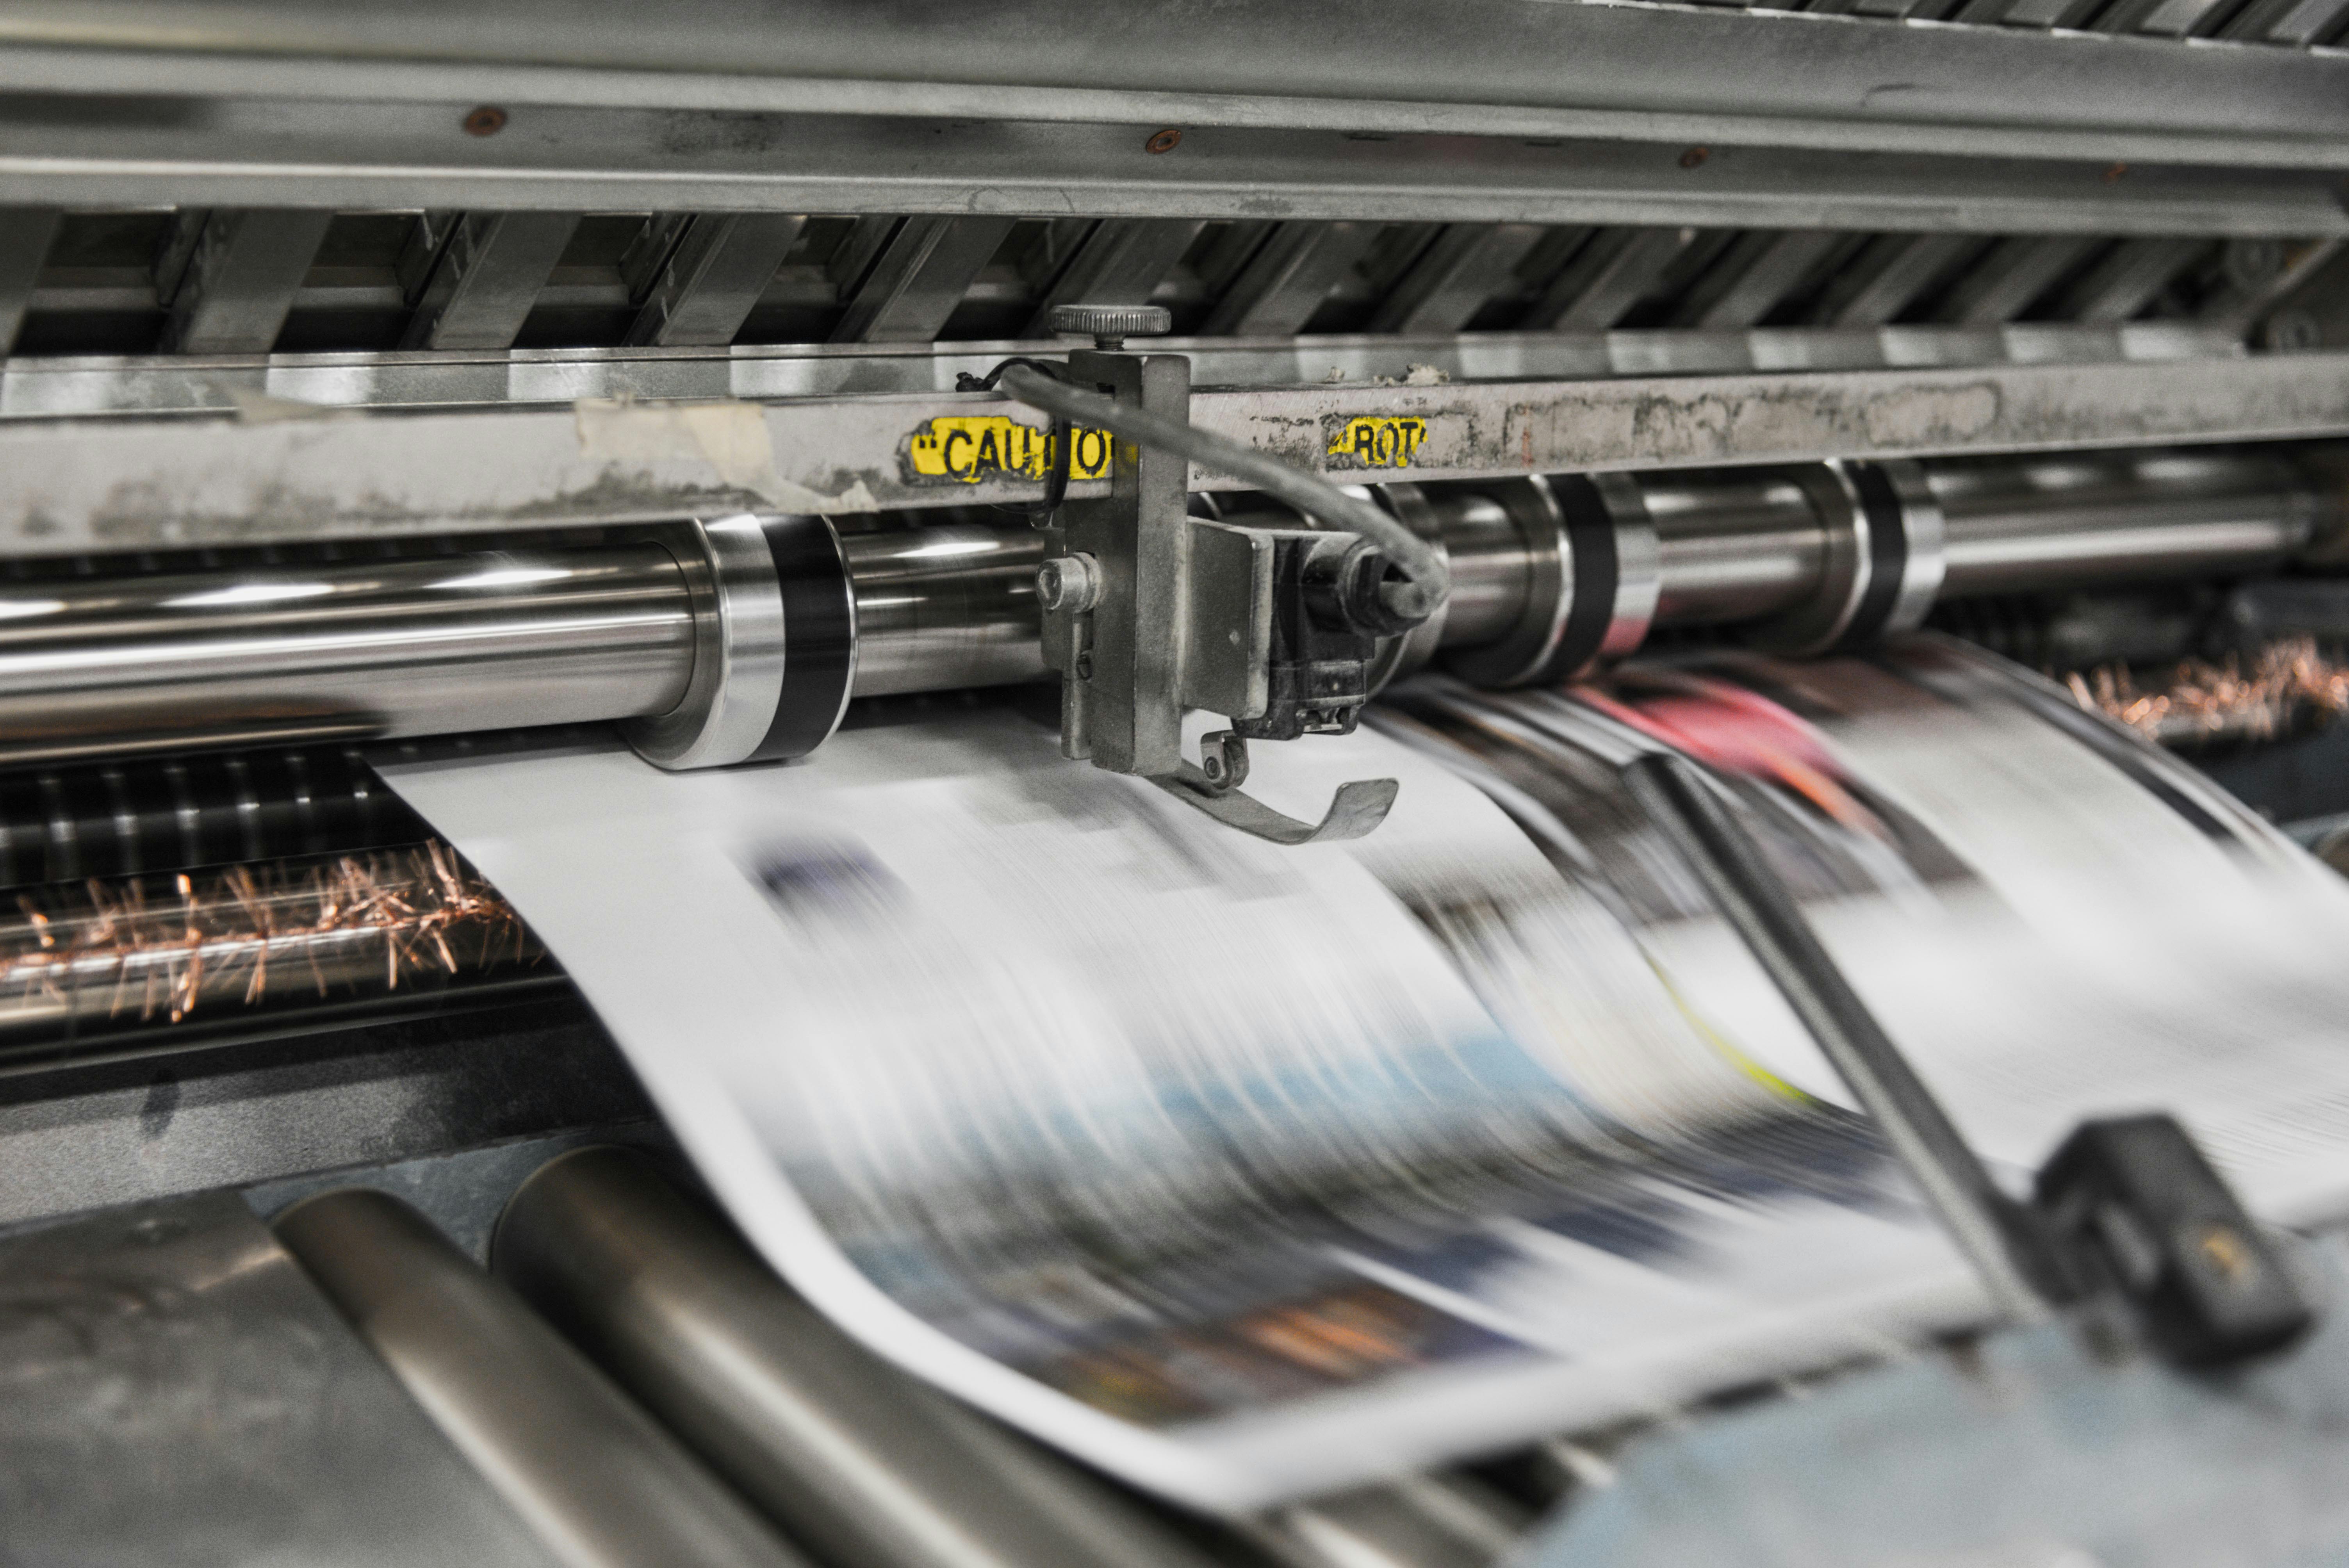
1324;416;1429;471
905;416;1115;485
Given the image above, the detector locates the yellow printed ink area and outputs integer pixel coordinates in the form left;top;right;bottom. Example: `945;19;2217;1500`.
906;416;1114;485
1324;416;1429;470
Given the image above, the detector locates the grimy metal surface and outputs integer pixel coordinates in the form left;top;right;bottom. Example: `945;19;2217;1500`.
0;325;2251;423
0;1190;564;1568
0;102;2338;232
5;351;2348;556
1;0;2346;167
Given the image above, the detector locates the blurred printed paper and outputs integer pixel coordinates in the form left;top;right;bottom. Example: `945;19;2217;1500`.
380;708;1968;1508
378;642;2349;1509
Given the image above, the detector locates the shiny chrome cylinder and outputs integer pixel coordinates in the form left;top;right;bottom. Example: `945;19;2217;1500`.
1930;449;2317;597
0;546;698;766
1640;469;1830;626
1422;489;1539;648
839;514;1049;697
0;447;2324;770
493;1147;1220;1568
274;1186;810;1568
0;517;1046;767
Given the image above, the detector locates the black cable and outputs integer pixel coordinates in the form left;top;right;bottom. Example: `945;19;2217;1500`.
955;358;1077;527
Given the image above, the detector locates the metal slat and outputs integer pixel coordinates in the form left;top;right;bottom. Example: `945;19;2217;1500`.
1931;236;2101;325
2218;0;2349;39
157;208;334;354
1671;229;1843;330
1020;217;1204;338
401;212;580;351
0;207;58;355
1524;227;1699;331
2092;0;2235;33
829;215;1015;343
1199;221;1381;337
2050;237;2208;323
624;212;806;347
1368;223;1548;334
1807;233;1976;327
1951;0;2107;24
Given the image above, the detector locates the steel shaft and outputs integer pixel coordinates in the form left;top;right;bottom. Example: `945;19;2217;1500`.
0;448;2322;766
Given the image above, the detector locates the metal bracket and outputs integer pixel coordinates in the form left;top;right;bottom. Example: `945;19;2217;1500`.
1020;321;1439;843
1153;764;1398;845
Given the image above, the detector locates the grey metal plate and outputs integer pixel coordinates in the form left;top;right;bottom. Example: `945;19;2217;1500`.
1;0;2346;166
0;1190;565;1568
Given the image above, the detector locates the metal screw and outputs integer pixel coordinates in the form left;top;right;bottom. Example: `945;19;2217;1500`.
1036;552;1103;613
1046;304;1173;352
1145;128;1183;155
464;106;508;137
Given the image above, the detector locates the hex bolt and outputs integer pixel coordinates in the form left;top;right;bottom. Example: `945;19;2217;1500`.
1037;552;1104;614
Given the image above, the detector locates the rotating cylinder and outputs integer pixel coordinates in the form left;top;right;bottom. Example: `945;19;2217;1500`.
493;1146;1221;1568
0;445;2324;770
274;1187;812;1568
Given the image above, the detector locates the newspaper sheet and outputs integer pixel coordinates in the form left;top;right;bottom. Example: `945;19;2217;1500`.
379;707;1973;1510
378;648;2349;1509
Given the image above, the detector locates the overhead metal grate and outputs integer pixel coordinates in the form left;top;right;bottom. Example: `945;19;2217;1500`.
0;208;2332;360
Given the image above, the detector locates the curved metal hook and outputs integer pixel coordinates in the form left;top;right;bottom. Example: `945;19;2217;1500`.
1152;763;1398;845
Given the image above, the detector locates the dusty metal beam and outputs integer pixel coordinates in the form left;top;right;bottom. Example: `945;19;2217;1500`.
1;0;2347;167
4;348;2345;556
0;323;2246;421
0;99;2337;236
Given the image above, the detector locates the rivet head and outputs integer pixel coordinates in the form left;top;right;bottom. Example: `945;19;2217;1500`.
464;106;508;137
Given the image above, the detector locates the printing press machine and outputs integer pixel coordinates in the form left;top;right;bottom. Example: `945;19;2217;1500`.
11;2;2349;1564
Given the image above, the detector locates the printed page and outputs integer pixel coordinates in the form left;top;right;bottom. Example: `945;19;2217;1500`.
1526;646;2349;1229
378;708;1978;1511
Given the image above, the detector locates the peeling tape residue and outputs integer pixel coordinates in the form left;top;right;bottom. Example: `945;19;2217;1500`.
574;397;880;513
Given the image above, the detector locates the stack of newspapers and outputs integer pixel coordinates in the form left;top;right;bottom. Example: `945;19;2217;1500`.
380;638;2349;1511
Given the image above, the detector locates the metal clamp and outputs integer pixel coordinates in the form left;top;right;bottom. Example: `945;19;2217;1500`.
996;321;1432;845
